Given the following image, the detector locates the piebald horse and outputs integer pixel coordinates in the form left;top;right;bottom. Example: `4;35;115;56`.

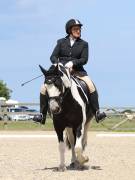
39;63;94;171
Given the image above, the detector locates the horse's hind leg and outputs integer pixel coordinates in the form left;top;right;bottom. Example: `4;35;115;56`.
65;128;77;166
75;147;89;166
82;121;90;149
75;106;89;165
80;121;91;163
75;121;89;165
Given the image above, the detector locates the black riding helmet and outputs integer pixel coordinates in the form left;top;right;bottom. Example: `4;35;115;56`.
65;19;83;34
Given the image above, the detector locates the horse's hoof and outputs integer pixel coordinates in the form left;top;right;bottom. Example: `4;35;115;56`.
75;148;89;165
84;156;89;163
69;161;80;170
70;162;76;169
57;165;67;172
77;154;89;165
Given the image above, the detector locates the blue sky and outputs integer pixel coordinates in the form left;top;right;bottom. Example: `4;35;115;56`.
0;0;135;107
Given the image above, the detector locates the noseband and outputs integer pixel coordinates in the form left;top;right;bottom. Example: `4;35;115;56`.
48;88;70;105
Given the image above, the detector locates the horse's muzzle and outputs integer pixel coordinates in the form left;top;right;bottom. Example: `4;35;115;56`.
49;99;61;115
51;106;61;115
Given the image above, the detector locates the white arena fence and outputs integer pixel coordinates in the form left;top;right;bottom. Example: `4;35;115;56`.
0;102;135;118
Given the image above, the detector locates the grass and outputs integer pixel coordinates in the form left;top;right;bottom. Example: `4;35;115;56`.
0;116;135;132
0;119;54;131
89;116;135;132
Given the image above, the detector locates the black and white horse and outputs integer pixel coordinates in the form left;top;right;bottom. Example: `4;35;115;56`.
39;63;94;171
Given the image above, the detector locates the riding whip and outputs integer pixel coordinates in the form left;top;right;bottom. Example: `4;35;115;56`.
21;74;43;86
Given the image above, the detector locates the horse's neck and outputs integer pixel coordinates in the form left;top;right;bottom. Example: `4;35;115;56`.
70;77;89;104
70;79;80;100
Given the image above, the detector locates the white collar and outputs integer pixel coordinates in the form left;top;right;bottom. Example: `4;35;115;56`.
69;36;76;41
69;36;76;46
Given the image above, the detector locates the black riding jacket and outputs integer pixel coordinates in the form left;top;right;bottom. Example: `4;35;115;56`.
50;36;89;74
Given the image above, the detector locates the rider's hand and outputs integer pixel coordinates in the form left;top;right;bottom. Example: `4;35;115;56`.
65;61;73;69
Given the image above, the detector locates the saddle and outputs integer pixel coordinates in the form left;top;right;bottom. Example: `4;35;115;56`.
71;75;90;104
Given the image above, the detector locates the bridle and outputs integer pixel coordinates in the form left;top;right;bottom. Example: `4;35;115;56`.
46;74;71;107
48;87;70;106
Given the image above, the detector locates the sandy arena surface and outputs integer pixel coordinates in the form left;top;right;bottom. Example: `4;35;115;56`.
0;131;135;180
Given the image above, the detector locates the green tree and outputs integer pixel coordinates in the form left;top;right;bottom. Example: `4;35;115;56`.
0;80;12;100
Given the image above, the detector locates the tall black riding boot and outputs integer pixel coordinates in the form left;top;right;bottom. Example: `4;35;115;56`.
90;91;106;123
40;93;48;124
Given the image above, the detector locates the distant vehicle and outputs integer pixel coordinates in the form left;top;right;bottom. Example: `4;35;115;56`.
9;114;30;121
7;107;30;121
7;107;24;113
24;109;43;122
25;109;39;120
19;106;29;110
3;107;42;122
25;109;37;112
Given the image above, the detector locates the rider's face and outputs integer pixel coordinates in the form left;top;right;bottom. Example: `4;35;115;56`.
71;25;81;38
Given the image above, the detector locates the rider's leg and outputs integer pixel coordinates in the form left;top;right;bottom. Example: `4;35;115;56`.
40;84;48;124
76;75;106;123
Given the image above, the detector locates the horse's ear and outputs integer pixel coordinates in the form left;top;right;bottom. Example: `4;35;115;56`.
53;63;59;73
54;63;64;76
39;65;47;75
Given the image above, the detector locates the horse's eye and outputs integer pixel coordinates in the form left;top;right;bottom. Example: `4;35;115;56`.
45;79;52;84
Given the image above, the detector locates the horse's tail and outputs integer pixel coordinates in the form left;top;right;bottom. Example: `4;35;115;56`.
65;132;71;149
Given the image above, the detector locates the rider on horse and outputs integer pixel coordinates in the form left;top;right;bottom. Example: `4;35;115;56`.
40;19;106;124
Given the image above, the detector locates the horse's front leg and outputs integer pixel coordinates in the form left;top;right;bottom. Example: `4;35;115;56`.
56;131;66;171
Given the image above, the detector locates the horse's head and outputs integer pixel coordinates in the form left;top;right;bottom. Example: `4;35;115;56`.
39;63;71;114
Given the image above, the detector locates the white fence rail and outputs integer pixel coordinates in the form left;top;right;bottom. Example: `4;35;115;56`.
0;102;135;118
0;102;135;130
